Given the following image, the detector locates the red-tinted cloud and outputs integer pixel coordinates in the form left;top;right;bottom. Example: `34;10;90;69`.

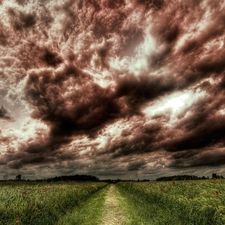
0;105;14;121
1;0;225;179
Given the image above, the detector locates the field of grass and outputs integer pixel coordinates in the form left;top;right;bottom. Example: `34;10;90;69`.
0;181;107;225
1;179;225;224
117;179;225;225
56;184;109;225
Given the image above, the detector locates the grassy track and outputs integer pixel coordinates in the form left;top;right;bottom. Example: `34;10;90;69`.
58;184;129;225
101;185;128;225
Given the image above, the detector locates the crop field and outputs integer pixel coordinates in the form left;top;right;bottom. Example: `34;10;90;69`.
117;180;225;225
0;179;225;224
0;182;107;225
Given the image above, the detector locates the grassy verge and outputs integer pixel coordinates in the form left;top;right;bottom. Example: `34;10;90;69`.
57;184;109;225
0;182;107;225
116;180;225;225
117;182;178;225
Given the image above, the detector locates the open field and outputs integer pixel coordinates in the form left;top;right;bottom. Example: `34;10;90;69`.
0;180;225;224
117;180;225;225
0;182;107;225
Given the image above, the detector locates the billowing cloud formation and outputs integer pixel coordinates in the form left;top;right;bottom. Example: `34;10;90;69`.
0;105;14;121
0;0;225;179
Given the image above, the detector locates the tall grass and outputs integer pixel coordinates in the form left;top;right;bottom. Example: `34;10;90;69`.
117;180;225;225
2;179;225;225
57;184;110;225
0;181;107;225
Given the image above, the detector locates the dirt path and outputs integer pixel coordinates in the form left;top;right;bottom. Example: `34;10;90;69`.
101;185;128;225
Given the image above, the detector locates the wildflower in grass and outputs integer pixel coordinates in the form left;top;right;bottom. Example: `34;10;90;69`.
215;190;219;196
22;191;26;195
190;195;193;199
213;177;217;180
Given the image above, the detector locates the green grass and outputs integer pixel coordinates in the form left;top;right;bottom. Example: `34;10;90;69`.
0;181;107;225
56;184;109;225
1;180;225;225
116;180;225;225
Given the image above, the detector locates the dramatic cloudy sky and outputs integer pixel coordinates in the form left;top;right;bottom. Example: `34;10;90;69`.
1;0;225;180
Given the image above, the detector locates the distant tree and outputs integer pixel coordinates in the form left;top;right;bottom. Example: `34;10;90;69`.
51;174;99;182
15;174;21;181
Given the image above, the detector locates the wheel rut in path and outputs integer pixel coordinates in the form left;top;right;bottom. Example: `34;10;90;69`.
101;185;127;225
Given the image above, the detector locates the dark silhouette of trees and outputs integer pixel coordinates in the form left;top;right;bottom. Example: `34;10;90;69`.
47;174;99;182
156;174;224;181
156;175;200;181
212;173;223;179
15;174;21;181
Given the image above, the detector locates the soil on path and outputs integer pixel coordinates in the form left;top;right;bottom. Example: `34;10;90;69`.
101;185;128;225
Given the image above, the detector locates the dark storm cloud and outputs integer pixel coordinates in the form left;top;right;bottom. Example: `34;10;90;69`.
179;13;225;55
103;121;164;158
137;0;225;171
23;66;179;158
194;49;225;75
131;0;164;10
106;73;225;165
149;1;225;72
101;0;125;9
169;149;225;168
0;22;8;46
8;8;36;31
21;0;225;168
76;0;126;38
4;143;69;169
7;160;22;169
168;113;225;152
41;49;63;67
15;0;29;6
0;131;10;145
2;0;225;177
23;65;118;155
0;105;14;121
15;43;63;70
25;66;118;131
127;160;146;171
165;81;225;153
55;0;126;43
115;74;176;108
162;88;225;168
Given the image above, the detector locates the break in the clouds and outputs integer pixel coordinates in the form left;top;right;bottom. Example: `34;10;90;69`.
0;0;225;180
